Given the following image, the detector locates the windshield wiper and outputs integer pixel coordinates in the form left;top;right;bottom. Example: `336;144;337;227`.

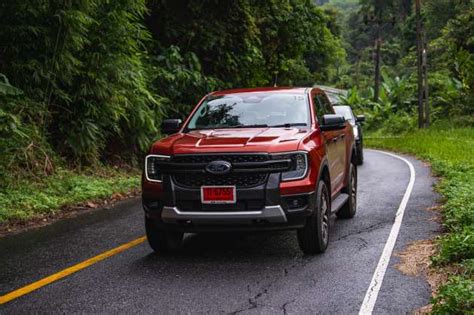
233;124;269;128
270;123;308;128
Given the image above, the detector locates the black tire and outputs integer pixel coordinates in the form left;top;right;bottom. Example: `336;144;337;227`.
337;162;357;219
297;180;330;255
145;217;183;252
355;142;364;165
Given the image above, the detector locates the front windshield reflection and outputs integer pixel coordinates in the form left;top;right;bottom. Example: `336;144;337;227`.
187;93;309;130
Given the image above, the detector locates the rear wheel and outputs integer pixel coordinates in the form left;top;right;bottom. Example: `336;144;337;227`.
297;180;330;255
145;217;183;252
337;162;357;219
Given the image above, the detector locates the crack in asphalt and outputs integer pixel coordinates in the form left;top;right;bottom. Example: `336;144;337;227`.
354;236;369;250
228;284;269;314
229;256;314;314
333;221;389;242
280;299;296;314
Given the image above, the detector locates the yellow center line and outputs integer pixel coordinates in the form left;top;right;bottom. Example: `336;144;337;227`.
0;236;146;305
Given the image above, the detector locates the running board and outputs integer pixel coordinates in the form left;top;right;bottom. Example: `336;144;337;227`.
331;193;349;213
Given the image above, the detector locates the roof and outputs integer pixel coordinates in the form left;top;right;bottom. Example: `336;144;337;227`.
211;87;308;96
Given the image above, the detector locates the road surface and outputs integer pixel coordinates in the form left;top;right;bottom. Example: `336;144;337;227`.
0;150;440;314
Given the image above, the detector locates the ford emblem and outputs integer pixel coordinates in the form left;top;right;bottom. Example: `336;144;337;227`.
205;160;232;175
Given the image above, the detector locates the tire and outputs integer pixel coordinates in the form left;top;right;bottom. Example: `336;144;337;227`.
145;217;183;252
337;162;357;219
297;180;330;255
355;142;364;165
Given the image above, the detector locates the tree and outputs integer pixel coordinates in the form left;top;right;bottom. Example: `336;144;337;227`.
0;0;160;164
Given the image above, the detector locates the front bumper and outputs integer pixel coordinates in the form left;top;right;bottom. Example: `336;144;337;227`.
143;173;315;232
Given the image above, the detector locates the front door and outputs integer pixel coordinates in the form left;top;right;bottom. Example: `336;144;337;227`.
313;93;344;196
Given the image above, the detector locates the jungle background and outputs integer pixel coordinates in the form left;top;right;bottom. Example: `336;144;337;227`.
0;1;472;312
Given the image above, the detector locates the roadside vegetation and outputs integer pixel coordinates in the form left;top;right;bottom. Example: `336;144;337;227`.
0;168;139;224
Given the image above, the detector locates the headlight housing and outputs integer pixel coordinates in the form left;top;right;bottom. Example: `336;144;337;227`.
145;155;170;182
272;152;309;181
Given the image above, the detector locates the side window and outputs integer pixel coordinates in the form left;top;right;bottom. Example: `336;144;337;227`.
313;93;334;122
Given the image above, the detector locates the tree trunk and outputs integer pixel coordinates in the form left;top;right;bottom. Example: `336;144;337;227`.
423;32;430;127
415;0;424;128
374;37;381;102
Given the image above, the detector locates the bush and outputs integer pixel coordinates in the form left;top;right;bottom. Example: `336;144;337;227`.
432;275;474;315
340;74;416;134
435;227;474;265
0;74;55;187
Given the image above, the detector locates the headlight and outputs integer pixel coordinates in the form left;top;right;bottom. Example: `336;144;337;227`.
273;152;309;181
145;155;170;182
353;126;359;139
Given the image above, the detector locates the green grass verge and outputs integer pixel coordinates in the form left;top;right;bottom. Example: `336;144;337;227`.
0;168;140;224
366;122;473;314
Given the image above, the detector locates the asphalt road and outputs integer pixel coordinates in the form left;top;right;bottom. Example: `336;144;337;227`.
0;150;440;314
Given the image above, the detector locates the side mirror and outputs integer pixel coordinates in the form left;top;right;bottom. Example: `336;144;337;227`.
161;119;182;135
356;115;366;123
320;114;346;131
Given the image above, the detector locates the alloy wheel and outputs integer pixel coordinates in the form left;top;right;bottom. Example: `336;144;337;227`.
320;186;329;246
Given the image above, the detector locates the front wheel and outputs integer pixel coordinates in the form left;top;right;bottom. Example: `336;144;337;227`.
297;180;330;255
145;217;183;252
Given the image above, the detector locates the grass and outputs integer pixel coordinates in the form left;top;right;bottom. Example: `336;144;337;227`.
0;167;140;224
366;121;473;313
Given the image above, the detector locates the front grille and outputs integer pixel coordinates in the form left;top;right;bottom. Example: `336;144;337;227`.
173;173;267;188
169;154;273;189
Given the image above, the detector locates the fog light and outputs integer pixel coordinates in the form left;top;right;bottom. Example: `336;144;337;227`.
284;195;308;210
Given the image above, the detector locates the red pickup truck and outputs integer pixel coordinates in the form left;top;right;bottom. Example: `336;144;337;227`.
142;87;357;254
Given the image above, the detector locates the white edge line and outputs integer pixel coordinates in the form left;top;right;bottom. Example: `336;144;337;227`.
359;149;416;315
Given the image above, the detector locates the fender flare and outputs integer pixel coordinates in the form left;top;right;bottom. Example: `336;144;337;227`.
316;156;330;191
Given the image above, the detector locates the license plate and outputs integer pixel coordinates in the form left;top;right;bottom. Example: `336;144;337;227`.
201;186;236;204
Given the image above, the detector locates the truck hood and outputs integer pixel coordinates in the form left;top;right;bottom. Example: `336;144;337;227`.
151;128;311;155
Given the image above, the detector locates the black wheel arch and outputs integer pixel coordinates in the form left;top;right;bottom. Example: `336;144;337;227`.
316;158;331;204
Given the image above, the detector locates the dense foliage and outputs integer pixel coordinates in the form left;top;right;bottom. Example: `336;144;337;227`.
0;0;344;183
146;0;345;116
0;0;160;174
323;0;473;132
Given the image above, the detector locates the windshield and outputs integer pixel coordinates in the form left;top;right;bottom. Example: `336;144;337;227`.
186;93;310;130
334;106;355;124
